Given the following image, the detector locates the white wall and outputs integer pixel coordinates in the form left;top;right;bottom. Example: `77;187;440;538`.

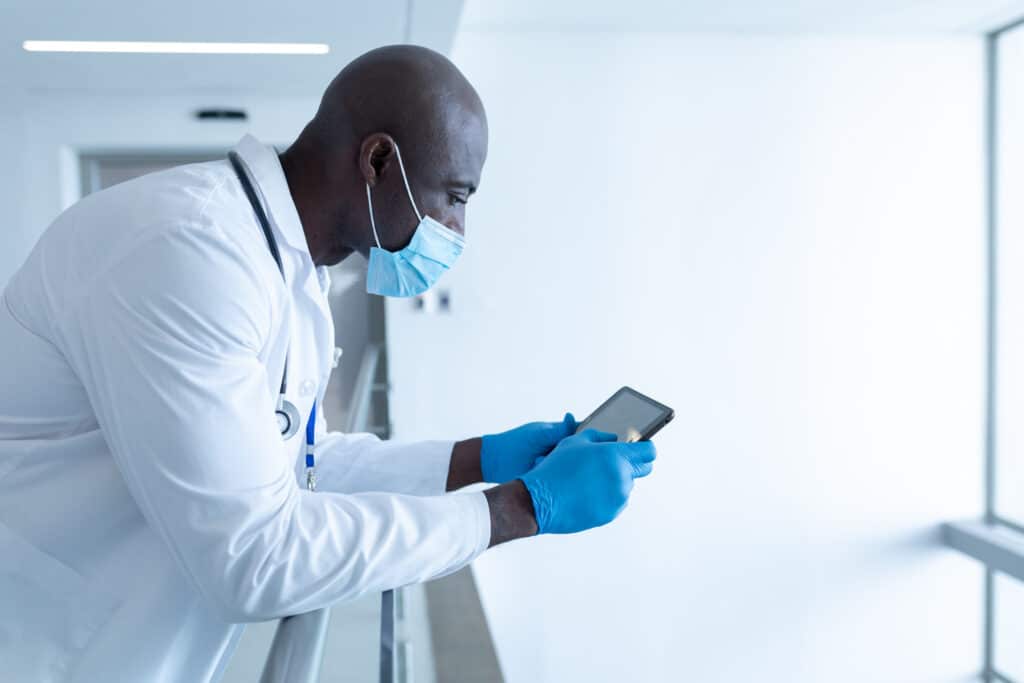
1;94;29;284
386;34;988;682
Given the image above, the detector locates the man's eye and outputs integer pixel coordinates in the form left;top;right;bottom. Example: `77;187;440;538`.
448;194;467;207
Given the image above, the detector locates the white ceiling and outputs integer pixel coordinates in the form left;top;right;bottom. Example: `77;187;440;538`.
459;0;1024;34
5;0;1024;97
0;0;464;94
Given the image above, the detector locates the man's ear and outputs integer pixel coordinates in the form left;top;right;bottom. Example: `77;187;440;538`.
359;133;397;188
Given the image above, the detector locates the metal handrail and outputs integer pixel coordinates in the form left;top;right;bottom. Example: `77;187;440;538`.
259;344;384;683
257;610;331;683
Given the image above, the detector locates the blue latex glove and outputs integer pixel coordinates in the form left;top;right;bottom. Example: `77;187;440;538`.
519;429;657;535
480;413;577;484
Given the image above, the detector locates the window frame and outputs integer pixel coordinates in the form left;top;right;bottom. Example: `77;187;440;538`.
943;16;1024;683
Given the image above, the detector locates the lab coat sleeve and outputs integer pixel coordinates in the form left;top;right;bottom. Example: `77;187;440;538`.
306;428;455;496
62;225;491;623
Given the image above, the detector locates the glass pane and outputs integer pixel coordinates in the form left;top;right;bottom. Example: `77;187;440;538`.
319;592;385;681
218;593;383;682
995;26;1024;525
995;572;1024;680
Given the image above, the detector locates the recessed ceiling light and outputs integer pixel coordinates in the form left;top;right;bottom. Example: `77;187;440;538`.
22;40;330;55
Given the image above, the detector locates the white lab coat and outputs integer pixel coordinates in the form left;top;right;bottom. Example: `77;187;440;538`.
0;135;490;682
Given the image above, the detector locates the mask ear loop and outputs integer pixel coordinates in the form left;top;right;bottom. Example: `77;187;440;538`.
365;183;383;249
366;140;423;251
392;142;424;222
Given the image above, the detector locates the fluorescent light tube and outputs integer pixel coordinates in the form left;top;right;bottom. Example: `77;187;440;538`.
22;40;330;55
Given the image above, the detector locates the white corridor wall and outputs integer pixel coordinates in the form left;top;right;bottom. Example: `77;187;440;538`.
386;34;987;682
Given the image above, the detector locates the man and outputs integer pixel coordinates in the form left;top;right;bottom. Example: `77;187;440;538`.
0;45;655;681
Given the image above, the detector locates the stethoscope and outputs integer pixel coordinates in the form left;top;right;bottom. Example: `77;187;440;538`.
228;151;318;491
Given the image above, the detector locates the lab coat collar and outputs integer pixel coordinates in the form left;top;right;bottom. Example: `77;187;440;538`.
231;134;311;256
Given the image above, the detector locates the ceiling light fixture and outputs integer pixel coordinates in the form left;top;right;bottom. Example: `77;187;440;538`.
22;40;329;55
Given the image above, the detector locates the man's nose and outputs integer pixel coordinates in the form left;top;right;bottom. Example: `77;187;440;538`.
442;216;465;237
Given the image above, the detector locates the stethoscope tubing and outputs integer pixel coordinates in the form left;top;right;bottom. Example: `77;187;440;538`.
227;151;311;451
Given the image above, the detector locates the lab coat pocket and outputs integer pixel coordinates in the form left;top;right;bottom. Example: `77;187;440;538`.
0;523;121;682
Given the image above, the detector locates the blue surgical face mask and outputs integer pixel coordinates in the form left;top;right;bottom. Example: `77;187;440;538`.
365;143;465;298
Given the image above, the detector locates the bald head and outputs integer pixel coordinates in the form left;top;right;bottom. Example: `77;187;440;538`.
281;45;488;267
313;45;486;168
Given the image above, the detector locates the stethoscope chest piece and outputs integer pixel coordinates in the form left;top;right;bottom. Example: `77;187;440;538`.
276;396;301;440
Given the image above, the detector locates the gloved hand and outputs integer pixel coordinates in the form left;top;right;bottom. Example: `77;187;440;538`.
518;429;656;534
480;413;577;484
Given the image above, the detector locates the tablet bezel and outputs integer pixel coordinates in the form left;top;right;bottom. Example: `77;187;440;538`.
576;386;675;441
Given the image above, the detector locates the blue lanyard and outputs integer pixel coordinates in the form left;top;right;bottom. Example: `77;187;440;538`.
305;401;317;491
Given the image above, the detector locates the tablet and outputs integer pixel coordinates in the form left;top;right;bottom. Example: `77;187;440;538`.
575;386;674;443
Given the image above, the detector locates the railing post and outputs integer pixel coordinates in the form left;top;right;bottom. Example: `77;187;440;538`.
379;588;396;683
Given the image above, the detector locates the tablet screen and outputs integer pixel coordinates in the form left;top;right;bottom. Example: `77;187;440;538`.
576;387;672;442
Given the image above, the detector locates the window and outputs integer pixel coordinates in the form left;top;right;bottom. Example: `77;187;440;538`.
995;20;1024;533
944;17;1024;683
995;572;1024;680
